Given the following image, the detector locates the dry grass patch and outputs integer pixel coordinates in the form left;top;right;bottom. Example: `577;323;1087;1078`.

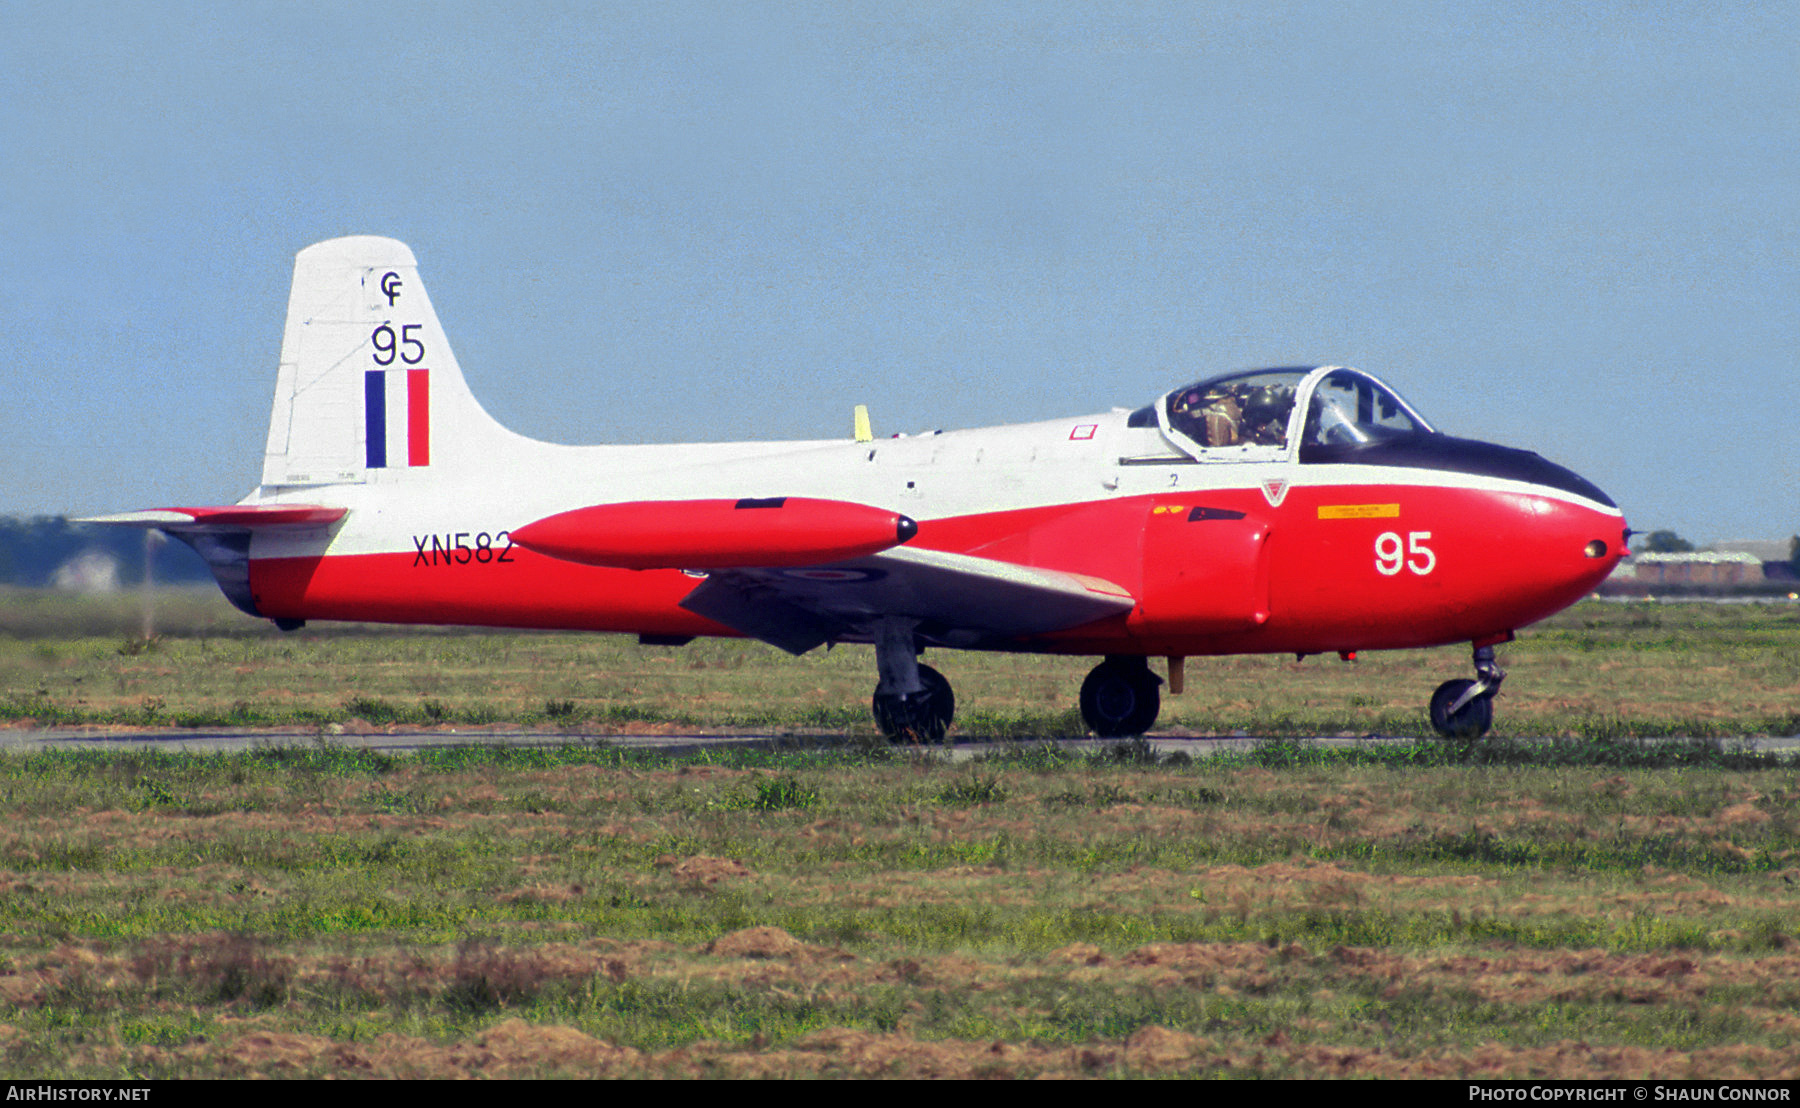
0;707;1797;1076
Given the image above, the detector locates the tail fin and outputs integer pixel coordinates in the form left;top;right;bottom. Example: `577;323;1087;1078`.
261;237;511;488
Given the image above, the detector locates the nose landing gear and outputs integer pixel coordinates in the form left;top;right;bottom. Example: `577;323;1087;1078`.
1429;643;1505;738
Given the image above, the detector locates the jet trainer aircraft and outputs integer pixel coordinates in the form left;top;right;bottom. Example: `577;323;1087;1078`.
87;236;1627;740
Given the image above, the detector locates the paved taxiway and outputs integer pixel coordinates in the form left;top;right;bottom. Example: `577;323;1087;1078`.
3;728;1796;758
1;728;1271;760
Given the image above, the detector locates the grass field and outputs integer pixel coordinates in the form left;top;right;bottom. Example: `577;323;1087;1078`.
0;589;1797;1077
4;587;1800;738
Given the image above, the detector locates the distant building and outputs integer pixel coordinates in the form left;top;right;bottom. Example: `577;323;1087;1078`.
1708;540;1791;562
1621;551;1766;587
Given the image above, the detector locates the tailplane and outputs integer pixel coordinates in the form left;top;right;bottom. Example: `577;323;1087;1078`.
83;237;518;621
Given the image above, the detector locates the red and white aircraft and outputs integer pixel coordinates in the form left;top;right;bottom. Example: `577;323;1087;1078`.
87;236;1627;739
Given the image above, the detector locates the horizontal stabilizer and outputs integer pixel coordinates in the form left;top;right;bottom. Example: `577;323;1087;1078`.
76;504;346;622
77;505;347;531
512;497;917;570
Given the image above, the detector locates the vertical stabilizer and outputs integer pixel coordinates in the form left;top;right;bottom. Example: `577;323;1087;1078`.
261;237;503;488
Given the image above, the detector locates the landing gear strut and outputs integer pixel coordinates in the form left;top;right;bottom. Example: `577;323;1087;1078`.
1429;643;1505;739
1079;655;1163;737
870;618;955;742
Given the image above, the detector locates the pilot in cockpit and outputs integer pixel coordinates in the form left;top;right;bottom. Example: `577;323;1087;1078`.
1170;381;1295;448
1170;386;1238;446
1239;384;1296;446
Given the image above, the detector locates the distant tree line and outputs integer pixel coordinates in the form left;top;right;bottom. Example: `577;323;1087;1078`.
0;516;212;587
1637;530;1695;554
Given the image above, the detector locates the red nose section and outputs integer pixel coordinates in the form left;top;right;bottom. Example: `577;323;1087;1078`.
512;497;918;570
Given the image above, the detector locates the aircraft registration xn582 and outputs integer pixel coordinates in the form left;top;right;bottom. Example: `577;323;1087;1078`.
86;236;1628;740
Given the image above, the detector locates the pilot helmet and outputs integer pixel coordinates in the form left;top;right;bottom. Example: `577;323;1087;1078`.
1242;384;1292;421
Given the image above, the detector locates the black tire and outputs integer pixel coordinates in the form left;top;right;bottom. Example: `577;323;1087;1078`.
1429;678;1494;739
872;663;955;743
1079;659;1162;737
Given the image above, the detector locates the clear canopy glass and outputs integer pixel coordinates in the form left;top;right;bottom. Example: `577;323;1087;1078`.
1154;367;1432;461
1300;368;1432;448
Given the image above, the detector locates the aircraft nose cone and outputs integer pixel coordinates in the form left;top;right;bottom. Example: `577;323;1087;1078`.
1557;468;1626;571
897;515;919;545
1544;501;1629;591
1462;492;1627;632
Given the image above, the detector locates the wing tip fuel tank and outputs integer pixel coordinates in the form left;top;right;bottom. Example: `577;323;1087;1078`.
512;497;919;570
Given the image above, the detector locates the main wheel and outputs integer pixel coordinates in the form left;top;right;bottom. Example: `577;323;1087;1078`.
1079;658;1162;737
1429;678;1494;739
872;663;955;743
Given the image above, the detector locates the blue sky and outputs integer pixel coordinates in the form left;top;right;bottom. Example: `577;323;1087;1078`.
3;1;1794;543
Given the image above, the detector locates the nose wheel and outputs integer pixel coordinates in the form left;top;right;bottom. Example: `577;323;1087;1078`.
1079;656;1163;737
1429;644;1504;738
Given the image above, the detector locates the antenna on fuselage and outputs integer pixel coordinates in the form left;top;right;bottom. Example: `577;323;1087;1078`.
853;405;874;443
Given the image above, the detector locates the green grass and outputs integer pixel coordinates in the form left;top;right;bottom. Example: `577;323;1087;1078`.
4;591;1800;738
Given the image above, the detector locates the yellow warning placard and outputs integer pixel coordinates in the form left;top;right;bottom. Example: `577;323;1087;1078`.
1318;504;1401;520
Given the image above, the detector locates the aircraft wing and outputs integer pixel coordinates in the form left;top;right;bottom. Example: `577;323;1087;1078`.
678;544;1136;655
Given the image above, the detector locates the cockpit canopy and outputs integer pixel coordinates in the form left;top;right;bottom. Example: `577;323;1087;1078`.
1123;365;1615;507
1143;366;1434;461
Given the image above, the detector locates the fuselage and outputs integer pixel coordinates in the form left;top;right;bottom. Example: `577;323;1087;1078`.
240;390;1626;658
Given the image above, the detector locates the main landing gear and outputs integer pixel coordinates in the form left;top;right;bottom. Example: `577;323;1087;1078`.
1429;643;1506;739
867;626;1170;743
870;619;955;742
872;664;955;742
1079;655;1164;737
869;649;1167;742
